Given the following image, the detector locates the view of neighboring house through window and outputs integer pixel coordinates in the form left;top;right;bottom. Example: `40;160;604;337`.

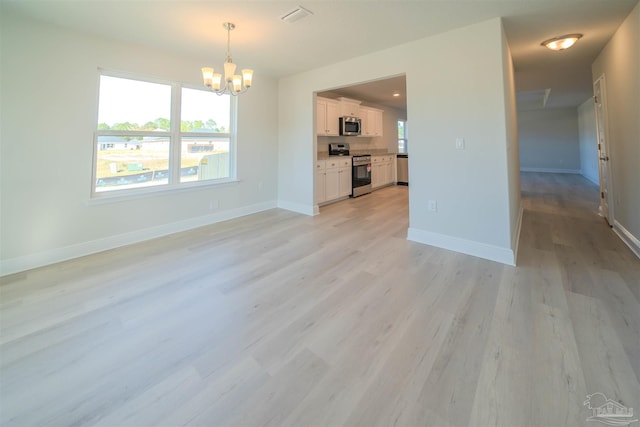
94;73;234;195
398;120;407;153
180;88;231;183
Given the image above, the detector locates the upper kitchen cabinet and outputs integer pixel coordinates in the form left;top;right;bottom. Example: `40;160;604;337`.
360;106;384;137
337;97;361;117
317;97;340;136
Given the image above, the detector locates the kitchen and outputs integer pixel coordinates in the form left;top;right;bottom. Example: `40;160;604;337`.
315;75;408;207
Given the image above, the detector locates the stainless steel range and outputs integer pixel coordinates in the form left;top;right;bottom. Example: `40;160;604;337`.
351;155;372;197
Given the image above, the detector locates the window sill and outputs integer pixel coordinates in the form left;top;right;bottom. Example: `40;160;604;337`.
86;179;241;206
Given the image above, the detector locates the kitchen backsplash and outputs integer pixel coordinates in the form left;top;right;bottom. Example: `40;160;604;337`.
317;136;394;154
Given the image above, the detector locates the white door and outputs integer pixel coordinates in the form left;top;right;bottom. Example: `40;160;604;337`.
594;75;613;224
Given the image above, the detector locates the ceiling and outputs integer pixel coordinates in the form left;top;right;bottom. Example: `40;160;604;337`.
4;0;638;112
319;76;408;111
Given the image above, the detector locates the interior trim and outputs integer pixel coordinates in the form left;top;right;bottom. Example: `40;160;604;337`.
520;167;581;174
613;220;640;259
0;200;277;277
407;227;516;266
277;200;316;216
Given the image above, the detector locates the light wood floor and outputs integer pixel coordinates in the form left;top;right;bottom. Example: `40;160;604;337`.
1;173;639;427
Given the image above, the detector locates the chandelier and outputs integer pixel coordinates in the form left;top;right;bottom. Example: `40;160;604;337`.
201;22;253;96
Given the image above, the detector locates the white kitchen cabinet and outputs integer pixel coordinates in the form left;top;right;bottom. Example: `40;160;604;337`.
316;157;352;204
385;156;395;183
360;107;384;137
337;157;352;198
317;97;339;136
324;158;340;201
371;155;395;189
373;109;383;137
337;97;361;117
316;160;326;203
371;156;383;188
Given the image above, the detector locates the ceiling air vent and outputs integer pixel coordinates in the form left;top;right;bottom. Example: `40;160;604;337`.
280;6;313;24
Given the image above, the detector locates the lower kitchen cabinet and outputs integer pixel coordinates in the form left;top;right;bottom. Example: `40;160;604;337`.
316;162;327;204
371;155;396;189
338;165;352;198
316;157;352;204
325;166;340;201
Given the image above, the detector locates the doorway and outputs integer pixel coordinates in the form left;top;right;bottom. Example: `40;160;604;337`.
314;75;408;210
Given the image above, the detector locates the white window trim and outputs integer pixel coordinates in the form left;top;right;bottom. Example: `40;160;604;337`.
91;69;237;200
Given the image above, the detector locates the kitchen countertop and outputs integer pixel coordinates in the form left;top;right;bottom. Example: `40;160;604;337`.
317;149;397;160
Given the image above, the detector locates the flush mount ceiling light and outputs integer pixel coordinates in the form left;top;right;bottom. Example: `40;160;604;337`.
541;33;583;51
201;22;253;96
392;93;400;97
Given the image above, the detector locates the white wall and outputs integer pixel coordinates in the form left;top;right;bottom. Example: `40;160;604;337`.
518;108;581;173
501;26;523;263
0;12;279;274
592;2;640;256
577;98;599;185
278;18;520;264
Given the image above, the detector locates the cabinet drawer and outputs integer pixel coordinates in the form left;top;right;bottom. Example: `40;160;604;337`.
326;159;340;169
339;158;351;167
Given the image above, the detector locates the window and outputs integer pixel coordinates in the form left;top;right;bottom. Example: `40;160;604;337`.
94;73;235;195
398;120;408;153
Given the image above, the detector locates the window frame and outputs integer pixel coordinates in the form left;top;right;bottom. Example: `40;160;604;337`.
397;119;408;153
91;69;238;200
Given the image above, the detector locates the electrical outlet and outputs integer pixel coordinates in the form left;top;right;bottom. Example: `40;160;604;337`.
455;138;465;150
428;200;437;212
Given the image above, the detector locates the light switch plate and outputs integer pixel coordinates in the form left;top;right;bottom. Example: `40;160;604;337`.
456;138;465;150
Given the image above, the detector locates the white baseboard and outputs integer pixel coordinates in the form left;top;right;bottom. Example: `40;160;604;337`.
613;220;640;259
511;203;524;265
520;167;581;174
0;200;277;277
276;200;316;216
407;228;516;266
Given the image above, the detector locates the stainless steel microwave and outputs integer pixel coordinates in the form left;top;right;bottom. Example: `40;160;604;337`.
339;116;361;136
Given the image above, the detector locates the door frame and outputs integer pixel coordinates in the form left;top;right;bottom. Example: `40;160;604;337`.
593;74;614;224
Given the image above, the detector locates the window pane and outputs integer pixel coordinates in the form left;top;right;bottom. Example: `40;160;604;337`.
181;88;230;133
180;136;230;183
398;120;407;153
398;120;406;139
98;76;171;130
95;136;170;192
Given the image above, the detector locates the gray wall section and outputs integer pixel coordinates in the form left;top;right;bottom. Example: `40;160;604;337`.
592;1;640;252
577;98;599;185
518;107;581;172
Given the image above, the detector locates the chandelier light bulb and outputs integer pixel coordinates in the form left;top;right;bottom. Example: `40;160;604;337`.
201;22;254;96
